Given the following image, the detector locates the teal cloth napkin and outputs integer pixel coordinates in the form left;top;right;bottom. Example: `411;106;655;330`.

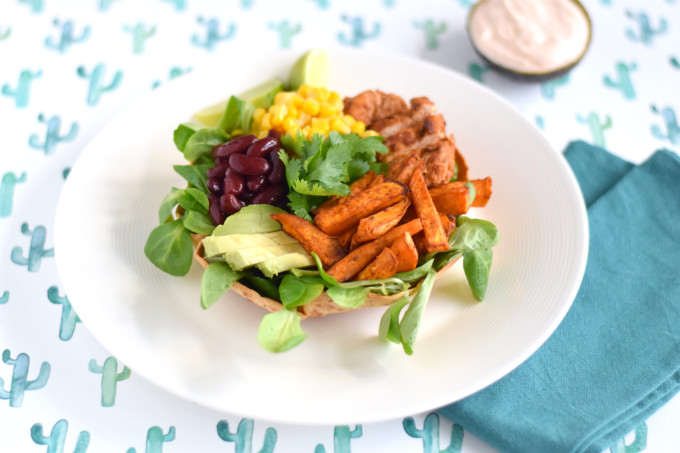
438;141;680;453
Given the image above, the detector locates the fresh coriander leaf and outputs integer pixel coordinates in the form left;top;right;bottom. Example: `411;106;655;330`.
144;219;193;276
158;187;184;224
218;96;256;133
258;308;308;353
201;262;242;309
173;163;212;193
183;128;227;163
463;248;493;300
400;268;437;355
178;187;209;214
326;286;369;308
182;210;215;235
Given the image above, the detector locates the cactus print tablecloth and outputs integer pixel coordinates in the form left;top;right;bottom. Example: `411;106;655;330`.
1;0;679;452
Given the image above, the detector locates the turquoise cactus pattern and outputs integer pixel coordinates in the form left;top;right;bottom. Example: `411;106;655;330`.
0;26;11;41
10;223;54;272
671;56;679;69
0;171;27;218
314;425;362;453
152;66;192;89
384;0;396;7
97;0;119;11
126;426;176;453
63;168;71;179
44;19;90;53
0;349;51;407
535;115;545;130
576;112;613;147
541;73;570;100
162;0;186;11
0;291;8;304
88;357;131;407
191;17;237;51
76;63;123;106
47;286;81;341
216;418;277;453
307;0;330;9
468;62;489;83
337;15;381;47
241;0;255;8
268;20;302;49
651;104;680;145
610;422;647;453
603;62;637;100
28;113;79;155
413;20;446;50
19;0;44;13
31;419;90;453
625;11;668;45
2;69;41;108
403;413;464;453
455;0;474;7
123;23;157;54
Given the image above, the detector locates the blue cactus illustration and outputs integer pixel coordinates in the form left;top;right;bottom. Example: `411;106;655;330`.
47;286;81;341
307;0;330;9
123;23;157;54
44;19;90;53
126;426;176;453
0;26;11;41
88;357;131;407
268;21;302;49
467;62;489;83
2;69;42;108
337;15;381;47
540;73;570;100
76;63;123;106
19;0;44;13
28;113;79;155
0;171;27;218
63;168;71;179
0;349;50;407
576;112;613;147
314;425;362;453
31;419;90;453
603;62;637;100
671;56;679;70
191;17;237;51
216;418;277;453
413;20;447;50
0;291;8;304
651;104;680;145
535;115;545;130
241;0;255;8
610;422;647;453
97;0;119;11
403;413;464;453
152;66;192;89
11;223;54;272
455;0;474;7
625;11;668;45
384;0;396;7
162;0;186;11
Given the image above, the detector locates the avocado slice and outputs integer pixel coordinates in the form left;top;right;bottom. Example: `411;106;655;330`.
257;252;316;278
211;204;286;236
224;243;309;271
202;231;300;258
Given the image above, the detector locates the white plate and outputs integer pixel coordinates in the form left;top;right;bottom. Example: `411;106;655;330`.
54;49;588;425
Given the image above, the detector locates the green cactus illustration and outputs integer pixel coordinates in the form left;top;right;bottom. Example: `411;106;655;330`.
603;62;637;100
0;349;51;407
191;17;237;51
97;0;119;11
63;168;71;179
540;73;570;100
216;418;277;453
338;15;381;47
47;286;81;341
314;425;362;453
671;56;679;69
31;419;90;453
152;66;192;89
609;422;647;453
19;0;44;13
268;21;302;49
2;69;42;108
413;20;447;50
625;11;668;45
241;0;255;8
0;171;27;217
403;413;464;453
88;357;131;407
307;0;330;9
28;113;79;155
576;112;613;147
123;23;157;54
126;426;176;453
467;62;489;83
44;19;90;53
651;104;680;145
76;63;123;106
535;115;545;130
10;223;54;272
0;291;8;304
0;26;11;41
162;0;186;11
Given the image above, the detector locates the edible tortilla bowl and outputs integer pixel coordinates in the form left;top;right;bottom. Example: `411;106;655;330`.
192;234;460;319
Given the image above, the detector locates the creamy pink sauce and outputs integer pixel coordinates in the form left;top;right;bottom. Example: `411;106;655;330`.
469;0;591;74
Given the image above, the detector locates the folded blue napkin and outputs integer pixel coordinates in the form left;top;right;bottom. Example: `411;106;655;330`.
438;141;680;453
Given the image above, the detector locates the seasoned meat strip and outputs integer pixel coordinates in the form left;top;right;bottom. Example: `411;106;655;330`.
370;97;437;137
343;90;409;125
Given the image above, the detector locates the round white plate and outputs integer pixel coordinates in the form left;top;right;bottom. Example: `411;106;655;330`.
54;49;588;425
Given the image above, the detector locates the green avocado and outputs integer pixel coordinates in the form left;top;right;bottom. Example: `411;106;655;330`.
257;252;316;278
202;231;299;257
224;243;309;271
211;204;286;236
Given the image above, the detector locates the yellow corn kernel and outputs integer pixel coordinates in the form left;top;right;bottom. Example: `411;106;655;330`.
362;130;379;138
316;87;330;103
282;117;298;132
351;121;366;135
309;128;327;138
274;92;295;105
253;108;266;124
291;94;304;108
311;117;330;133
342;115;356;126
297;84;310;98
330;118;351;134
257;130;268;139
298;112;311;127
319;103;339;118
328;91;341;104
302;98;320;116
286;105;299;119
260;113;272;130
270;105;288;126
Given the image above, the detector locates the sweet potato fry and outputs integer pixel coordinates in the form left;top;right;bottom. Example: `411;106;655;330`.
314;179;408;236
328;218;423;282
444;177;493;207
354;197;410;244
355;247;399;281
412;214;455;255
388;155;425;185
336;226;357;251
409;171;449;253
455;146;469;182
270;213;346;268
389;232;418;273
313;171;378;215
428;184;471;216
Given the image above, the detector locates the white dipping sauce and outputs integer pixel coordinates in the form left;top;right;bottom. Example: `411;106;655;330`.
469;0;591;74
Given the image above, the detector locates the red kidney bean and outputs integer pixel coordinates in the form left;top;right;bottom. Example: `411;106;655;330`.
267;129;281;140
206;162;230;178
229;154;270;175
220;193;245;215
268;149;285;183
252;183;287;205
246;137;279;157
207;177;224;196
238;190;255;203
207;194;226;225
246;175;266;192
223;168;244;194
213;135;257;158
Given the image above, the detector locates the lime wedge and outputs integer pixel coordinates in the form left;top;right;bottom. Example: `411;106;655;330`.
288;49;329;90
